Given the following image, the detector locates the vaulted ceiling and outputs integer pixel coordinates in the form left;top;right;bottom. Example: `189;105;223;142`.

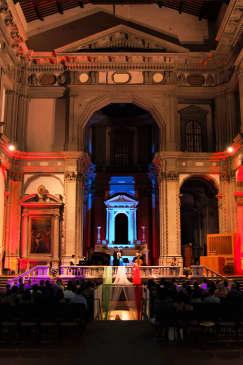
19;0;227;23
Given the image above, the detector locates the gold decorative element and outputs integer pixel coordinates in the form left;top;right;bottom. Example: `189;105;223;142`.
37;185;48;200
79;73;89;83
152;72;164;83
112;72;131;84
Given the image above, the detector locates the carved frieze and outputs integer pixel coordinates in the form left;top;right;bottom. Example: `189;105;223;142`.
72;30;168;52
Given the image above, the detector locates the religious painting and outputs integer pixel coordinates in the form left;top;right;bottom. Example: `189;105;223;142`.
30;216;52;254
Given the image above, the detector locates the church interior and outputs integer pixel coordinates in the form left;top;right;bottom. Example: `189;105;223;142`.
1;0;243;357
0;0;243;274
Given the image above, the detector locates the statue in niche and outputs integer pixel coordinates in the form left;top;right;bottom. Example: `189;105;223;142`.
57;73;66;85
37;185;48;201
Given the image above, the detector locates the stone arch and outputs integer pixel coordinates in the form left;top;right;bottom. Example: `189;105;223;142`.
180;174;219;265
78;94;166;150
179;174;219;192
24;174;64;196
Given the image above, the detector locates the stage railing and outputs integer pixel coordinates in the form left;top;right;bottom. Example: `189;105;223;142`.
59;265;181;278
9;265;50;286
8;265;225;287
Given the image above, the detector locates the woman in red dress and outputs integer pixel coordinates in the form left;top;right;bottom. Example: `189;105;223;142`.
132;256;142;285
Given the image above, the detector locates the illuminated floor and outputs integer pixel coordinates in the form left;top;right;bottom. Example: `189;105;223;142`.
107;309;137;320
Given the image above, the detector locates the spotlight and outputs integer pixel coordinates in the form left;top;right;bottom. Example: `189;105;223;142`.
8;144;15;151
227;146;234;153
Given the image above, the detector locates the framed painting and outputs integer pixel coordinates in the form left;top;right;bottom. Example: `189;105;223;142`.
30;216;52;254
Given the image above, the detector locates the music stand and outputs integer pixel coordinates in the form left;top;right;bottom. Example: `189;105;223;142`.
123;258;129;264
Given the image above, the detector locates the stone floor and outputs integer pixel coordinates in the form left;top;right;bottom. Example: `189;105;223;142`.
0;321;243;365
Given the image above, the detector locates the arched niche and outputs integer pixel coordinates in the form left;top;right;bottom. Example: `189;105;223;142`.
115;213;129;244
105;194;138;246
24;174;64;197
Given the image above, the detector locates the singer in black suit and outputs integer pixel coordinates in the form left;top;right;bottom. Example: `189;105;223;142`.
113;247;123;266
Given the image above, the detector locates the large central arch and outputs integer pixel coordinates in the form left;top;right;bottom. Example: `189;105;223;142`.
77;93;166;151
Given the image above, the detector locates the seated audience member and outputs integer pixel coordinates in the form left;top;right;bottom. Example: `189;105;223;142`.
64;281;76;301
25;279;32;291
200;278;208;290
214;281;228;299
225;282;243;303
190;282;202;303
16;277;23;288
52;278;64;293
19;289;33;304
203;288;221;304
70;287;88;309
173;292;193;312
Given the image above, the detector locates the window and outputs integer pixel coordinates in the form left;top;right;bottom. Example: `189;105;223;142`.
114;141;129;167
179;105;208;152
185;120;202;152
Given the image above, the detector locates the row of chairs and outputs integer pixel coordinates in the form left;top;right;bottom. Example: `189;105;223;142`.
0;303;87;346
154;303;243;345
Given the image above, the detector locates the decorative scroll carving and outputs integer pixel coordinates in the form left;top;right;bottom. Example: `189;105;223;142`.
166;172;178;181
64;171;83;182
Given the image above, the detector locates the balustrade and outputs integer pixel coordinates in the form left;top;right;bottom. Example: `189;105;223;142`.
9;265;222;287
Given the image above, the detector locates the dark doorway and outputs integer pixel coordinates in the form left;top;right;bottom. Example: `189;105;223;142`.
115;213;128;244
180;177;218;265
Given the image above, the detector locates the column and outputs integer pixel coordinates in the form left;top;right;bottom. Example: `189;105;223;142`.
63;152;90;263
155;156;182;267
234;194;243;274
166;173;181;257
16;95;29;151
166;92;179;151
225;91;237;142
4;90;14;139
238;65;243;133
219;159;235;233
5;171;22;273
66;93;79;150
52;213;60;269
21;212;28;258
64;171;82;261
215;92;227;151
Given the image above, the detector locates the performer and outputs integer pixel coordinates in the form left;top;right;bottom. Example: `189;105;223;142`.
70;254;77;266
113;247;123;266
132;251;143;266
132;251;142;285
170;257;177;266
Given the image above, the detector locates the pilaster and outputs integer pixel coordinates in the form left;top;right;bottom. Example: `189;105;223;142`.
215;92;227;152
5;166;23;273
66;92;79;151
238;65;243;133
63;152;90;263
154;155;182;266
